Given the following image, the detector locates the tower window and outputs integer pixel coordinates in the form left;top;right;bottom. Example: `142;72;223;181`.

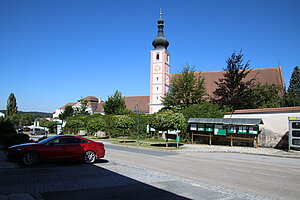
156;53;159;60
156;77;159;81
157;87;158;91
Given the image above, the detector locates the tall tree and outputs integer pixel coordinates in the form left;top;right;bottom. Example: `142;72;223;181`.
6;93;18;118
249;84;283;108
285;66;300;106
19;114;35;126
103;90;130;115
74;99;89;115
162;64;206;109
213;51;255;110
59;105;74;120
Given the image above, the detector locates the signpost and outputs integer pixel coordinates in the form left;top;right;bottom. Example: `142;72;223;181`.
176;135;180;149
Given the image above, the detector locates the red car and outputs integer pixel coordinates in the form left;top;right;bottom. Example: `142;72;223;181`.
7;135;105;166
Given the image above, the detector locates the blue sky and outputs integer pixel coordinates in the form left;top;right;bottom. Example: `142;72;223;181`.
1;0;299;113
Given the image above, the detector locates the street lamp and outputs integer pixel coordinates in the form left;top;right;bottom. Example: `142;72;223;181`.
134;104;140;147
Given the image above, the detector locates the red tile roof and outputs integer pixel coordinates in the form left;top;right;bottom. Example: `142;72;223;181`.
92;101;105;113
124;96;150;113
78;96;99;102
60;103;76;109
171;67;285;98
232;106;300;114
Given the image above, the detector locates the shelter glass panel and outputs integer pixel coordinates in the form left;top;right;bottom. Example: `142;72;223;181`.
205;124;214;132
198;124;205;131
190;124;197;131
292;122;300;129
292;131;300;137
292;139;300;145
238;126;247;134
214;125;226;136
228;126;236;134
248;126;259;135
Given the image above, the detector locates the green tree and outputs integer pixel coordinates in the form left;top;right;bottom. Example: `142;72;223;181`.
87;118;106;135
19;114;35;126
8;114;20;127
180;102;226;119
39;120;57;134
213;51;255;110
64;119;85;134
6;93;18;118
149;110;187;135
250;84;283;108
163;64;206;109
110;115;135;137
103;90;130;115
74;100;89;115
0;118;16;137
59;105;74;120
285;66;300;106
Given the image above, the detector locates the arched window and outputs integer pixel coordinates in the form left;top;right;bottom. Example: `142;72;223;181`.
156;53;159;60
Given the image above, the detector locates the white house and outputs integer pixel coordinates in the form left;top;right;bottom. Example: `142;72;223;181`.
53;96;105;118
224;106;300;148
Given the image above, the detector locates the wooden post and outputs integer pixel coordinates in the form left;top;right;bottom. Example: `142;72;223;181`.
255;136;258;148
230;134;233;147
209;133;212;145
191;132;194;144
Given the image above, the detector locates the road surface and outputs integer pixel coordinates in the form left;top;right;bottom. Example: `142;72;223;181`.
1;143;299;200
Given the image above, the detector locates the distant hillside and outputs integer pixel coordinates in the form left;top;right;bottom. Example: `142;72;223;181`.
0;110;52;118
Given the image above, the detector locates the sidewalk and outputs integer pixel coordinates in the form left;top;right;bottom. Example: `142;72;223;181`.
177;144;300;159
99;139;300;159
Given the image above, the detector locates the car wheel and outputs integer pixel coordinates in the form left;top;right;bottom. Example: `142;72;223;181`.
22;151;39;166
84;151;96;164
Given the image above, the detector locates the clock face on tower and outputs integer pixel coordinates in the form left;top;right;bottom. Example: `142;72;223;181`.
154;65;161;71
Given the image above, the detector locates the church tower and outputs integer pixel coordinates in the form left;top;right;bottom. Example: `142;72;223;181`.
149;9;170;114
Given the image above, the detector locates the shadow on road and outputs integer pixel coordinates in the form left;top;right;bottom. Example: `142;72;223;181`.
39;162;190;200
1;159;189;200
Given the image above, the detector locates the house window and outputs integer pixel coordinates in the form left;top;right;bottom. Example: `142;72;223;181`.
156;53;159;60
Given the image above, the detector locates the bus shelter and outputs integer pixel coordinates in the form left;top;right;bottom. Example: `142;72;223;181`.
188;118;263;148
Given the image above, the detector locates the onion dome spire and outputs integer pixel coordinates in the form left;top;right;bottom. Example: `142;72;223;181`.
152;9;169;49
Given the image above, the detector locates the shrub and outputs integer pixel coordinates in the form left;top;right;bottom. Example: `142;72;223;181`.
110;115;135;138
64;119;85;134
87;118;106;135
180;102;225;119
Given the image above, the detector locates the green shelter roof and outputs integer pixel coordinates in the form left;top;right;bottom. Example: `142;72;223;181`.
188;118;264;126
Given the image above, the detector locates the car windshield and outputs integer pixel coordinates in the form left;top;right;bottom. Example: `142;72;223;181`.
37;136;58;144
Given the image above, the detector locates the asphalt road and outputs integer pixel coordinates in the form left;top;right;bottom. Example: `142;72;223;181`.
1;144;299;200
105;144;300;200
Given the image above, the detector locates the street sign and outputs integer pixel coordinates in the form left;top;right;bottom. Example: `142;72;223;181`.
176;136;180;142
